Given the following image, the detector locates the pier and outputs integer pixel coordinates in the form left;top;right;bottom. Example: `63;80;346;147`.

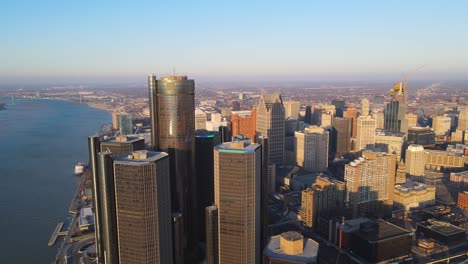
48;222;64;247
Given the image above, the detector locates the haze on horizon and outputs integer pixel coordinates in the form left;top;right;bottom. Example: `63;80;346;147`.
2;1;468;84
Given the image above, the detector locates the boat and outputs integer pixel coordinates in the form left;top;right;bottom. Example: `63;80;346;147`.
74;162;86;175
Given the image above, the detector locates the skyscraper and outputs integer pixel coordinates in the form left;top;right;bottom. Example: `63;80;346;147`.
214;139;261;264
100;135;145;155
355;115;376;151
195;131;221;242
384;81;407;132
231;108;257;141
205;205;218;264
405;144;425;178
304;105;312;124
345;151;396;218
331;117;352;157
361;98;370;116
332;99;346;118
119;113;133;135
148;74;197;263
294;126;329;172
459;106;468;131
344;105;358;137
256;92;285;165
284;100;301;119
113;150;173;264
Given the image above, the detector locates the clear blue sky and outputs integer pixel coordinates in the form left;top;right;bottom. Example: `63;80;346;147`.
2;0;468;83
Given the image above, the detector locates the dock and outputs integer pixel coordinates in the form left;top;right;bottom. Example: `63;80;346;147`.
48;222;64;247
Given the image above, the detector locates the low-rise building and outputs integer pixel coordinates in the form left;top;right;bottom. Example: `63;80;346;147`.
393;180;435;211
263;231;318;264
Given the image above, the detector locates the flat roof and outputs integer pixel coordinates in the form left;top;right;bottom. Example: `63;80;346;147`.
114;150;168;164
79;207;94;227
418;220;465;235
215;142;259;153
264;235;318;262
101;136;143;144
352;219;411;241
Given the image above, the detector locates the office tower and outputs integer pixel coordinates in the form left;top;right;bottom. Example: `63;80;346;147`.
374;95;384;105
148;74;196;263
345;151;396;217
257;136;273;248
361;98;370;116
195;108;207;130
374;130;406;161
232;101;241;111
195;131;221;242
432;115;451;136
263;232;319;264
405;113;418;127
119;113;133;135
113;150;173;264
332;99;346;118
284;100;301;119
320;112;333;127
231;108;257;141
372;110;384;129
256;92;285;166
332;117;352;157
305;105;312;124
218;125;230;143
214;140;261;264
355;116;376;151
395;161;407;184
299;176;345;228
458;106;468;131
205;205;218;264
384;81;407;132
112;112;120;130
100;135;145;155
407;127;435;148
344;105;358;137
294;126;329;172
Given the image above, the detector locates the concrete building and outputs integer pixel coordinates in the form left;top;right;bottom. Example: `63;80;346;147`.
344;105;358;137
405;144;425;178
195;108;207;130
113;150;173;264
256;92;285;166
284;100;301;119
374;130;406;161
320;112;333;127
231;109;257;142
432;115;452;136
458;106;468;131
407;127;436;148
458;192;468;210
299;176;345;228
294;126;329;172
361;98;370;116
425;150;465;170
355;115;376;151
345;151;396;218
263;232;318;264
393;180;435;211
214;140;261;264
331;117;352;158
395;161;407;184
372;110;385;129
112;112;120;130
100;135;145;155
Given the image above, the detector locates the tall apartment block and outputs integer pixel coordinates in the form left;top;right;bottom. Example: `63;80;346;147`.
355;115;376;151
294;126;329;172
405;144;426;178
214;139;261;264
345;151;396;218
231;108;257;141
256;92;285;166
344;105;358;137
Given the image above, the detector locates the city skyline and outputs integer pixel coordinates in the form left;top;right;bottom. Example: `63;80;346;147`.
3;1;468;84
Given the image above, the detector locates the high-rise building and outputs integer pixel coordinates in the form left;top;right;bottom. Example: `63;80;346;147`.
344;105;358;137
374;95;384;105
119;113;133;135
320;112;333;127
112;112;120;130
214;140;261;264
148;74;197;263
195;108;207;130
294;126;329;172
304;105;312;124
284;100;301;119
345;151;396;217
256;92;285;166
355;115;376;151
332;99;346;118
361;98;370;117
331;117;352;157
384;81;407;132
372;110;385;129
432;115;452;136
205;205;218;264
458;106;468;131
374;130;406;161
100;135;145;155
299;176;345;228
231;108;257;141
195;131;221;242
395;161;407;184
407;127;435;148
113;150;173;264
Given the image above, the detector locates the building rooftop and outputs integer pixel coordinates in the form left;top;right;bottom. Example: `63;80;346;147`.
418;219;465;236
375;129;406;137
79;207;94;228
101;135;143;144
264;233;318;262
114;150;168;164
354;219;411;241
395;180;431;193
215;140;259;153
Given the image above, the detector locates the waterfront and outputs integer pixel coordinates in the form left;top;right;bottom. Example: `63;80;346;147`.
0;98;110;263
